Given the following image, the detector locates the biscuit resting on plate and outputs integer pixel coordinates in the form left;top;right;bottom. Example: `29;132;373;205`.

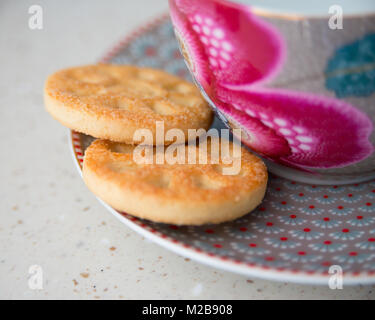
44;64;213;144
82;137;268;225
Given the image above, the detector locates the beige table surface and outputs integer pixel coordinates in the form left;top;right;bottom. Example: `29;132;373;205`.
0;0;374;299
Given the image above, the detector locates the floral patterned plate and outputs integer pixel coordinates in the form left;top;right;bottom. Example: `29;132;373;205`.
70;15;375;285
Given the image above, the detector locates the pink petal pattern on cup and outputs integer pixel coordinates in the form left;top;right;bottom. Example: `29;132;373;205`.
170;0;374;168
169;0;213;90
219;88;374;168
169;0;285;91
213;99;291;158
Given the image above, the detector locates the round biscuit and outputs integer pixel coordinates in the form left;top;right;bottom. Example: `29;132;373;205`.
44;64;213;144
82;137;268;225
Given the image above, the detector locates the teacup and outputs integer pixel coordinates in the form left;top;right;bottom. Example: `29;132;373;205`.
169;0;375;185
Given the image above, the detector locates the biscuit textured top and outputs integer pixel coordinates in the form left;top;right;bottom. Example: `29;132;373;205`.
44;64;213;143
82;137;268;225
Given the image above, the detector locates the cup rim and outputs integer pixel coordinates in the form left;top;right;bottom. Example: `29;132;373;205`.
251;6;375;20
216;0;375;20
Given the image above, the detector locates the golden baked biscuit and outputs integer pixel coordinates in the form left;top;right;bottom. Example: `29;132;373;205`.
82;137;268;225
44;64;213;144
